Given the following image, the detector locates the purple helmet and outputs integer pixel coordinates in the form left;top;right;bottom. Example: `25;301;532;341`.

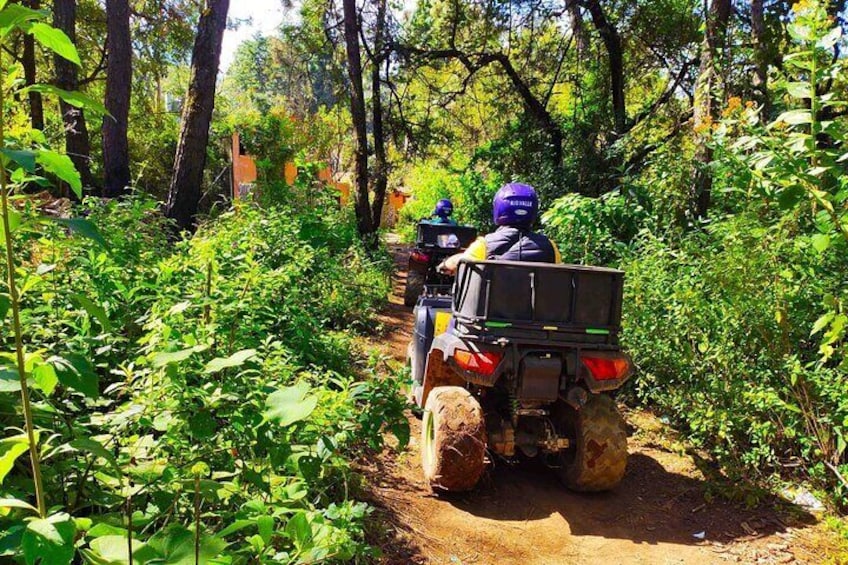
492;183;538;227
434;198;453;219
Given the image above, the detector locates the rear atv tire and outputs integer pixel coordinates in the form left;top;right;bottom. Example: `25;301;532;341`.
404;270;425;307
556;394;627;492
421;386;486;491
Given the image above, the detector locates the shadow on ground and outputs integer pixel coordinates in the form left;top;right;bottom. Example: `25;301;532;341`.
439;452;814;546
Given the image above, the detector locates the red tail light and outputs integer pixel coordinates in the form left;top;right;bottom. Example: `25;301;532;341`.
410;251;430;264
580;354;631;380
454;350;503;376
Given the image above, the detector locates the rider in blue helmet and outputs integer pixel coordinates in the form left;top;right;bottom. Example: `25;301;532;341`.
429;198;457;225
439;183;560;273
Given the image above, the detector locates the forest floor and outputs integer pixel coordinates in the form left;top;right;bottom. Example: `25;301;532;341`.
357;237;846;565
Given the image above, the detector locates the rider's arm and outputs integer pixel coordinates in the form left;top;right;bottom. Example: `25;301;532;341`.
440;237;486;273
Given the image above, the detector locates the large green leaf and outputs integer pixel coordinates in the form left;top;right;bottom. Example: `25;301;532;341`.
0;4;43;40
0;497;39;514
146;525;226;565
31;362;58;395
35;150;81;198
50;218;108;249
203;349;256;373
0;149;37;172
263;382;318;426
21;514;76;565
0;434;29;484
85;535;159;564
25;22;80;65
24;85;109;116
52;353;99;399
0;208;22;244
70;293;112;332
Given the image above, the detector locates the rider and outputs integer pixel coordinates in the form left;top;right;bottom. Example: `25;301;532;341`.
440;182;560;273
428;198;457;225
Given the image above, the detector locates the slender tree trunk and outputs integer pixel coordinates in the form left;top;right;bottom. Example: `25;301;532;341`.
165;0;229;232
750;0;769;120
584;0;626;135
567;0;588;58
54;0;96;195
369;0;388;230
691;0;731;219
102;0;132;197
23;0;44;130
342;0;374;238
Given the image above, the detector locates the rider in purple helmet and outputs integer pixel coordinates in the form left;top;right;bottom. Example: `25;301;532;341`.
439;182;560;273
429;198;457;225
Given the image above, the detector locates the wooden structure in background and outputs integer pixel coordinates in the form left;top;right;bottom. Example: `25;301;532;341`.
229;132;405;224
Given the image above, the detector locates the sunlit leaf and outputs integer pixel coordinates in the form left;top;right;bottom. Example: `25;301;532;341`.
0;4;42;40
0;435;29;484
22;514;76;565
36;150;81;197
31;362;58;395
0;498;38;514
25;22;80;65
0;208;22;244
784;81;811;99
86;535;159;564
811;233;830;253
263;382;318;426
775;109;812;125
24;84;109;116
203;348;256;373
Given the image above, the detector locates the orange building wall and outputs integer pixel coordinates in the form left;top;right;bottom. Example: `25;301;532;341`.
232;133;257;200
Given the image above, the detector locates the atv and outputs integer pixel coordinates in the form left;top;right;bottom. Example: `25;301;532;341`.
403;222;478;307
408;259;632;492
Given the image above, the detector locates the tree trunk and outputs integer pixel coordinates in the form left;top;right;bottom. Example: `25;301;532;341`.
342;0;374;238
23;0;43;130
750;0;769;120
583;0;626;135
369;0;388;230
165;0;229;232
567;0;588;58
102;0;132;197
54;0;96;195
691;0;731;219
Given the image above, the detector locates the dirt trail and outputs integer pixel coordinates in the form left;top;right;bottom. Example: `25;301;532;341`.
361;238;833;565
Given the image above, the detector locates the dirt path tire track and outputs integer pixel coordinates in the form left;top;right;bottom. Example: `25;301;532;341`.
361;238;828;565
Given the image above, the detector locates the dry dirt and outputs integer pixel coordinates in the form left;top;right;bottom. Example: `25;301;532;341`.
358;239;843;565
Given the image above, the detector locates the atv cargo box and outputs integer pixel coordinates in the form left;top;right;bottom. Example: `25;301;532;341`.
416;223;478;249
452;260;624;346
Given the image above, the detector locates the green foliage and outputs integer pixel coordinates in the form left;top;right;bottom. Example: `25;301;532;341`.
621;1;848;500
543;191;647;265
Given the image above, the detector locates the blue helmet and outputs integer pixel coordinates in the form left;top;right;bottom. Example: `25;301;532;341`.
434;198;453;219
492;183;538;227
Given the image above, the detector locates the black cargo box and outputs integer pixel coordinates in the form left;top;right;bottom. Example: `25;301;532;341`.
452;260;624;344
416;222;478;249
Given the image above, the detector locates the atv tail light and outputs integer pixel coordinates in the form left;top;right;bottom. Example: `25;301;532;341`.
454;350;503;376
579;354;631;381
410;251;431;264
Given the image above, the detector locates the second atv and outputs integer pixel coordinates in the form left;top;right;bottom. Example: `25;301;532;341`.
403;221;477;307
